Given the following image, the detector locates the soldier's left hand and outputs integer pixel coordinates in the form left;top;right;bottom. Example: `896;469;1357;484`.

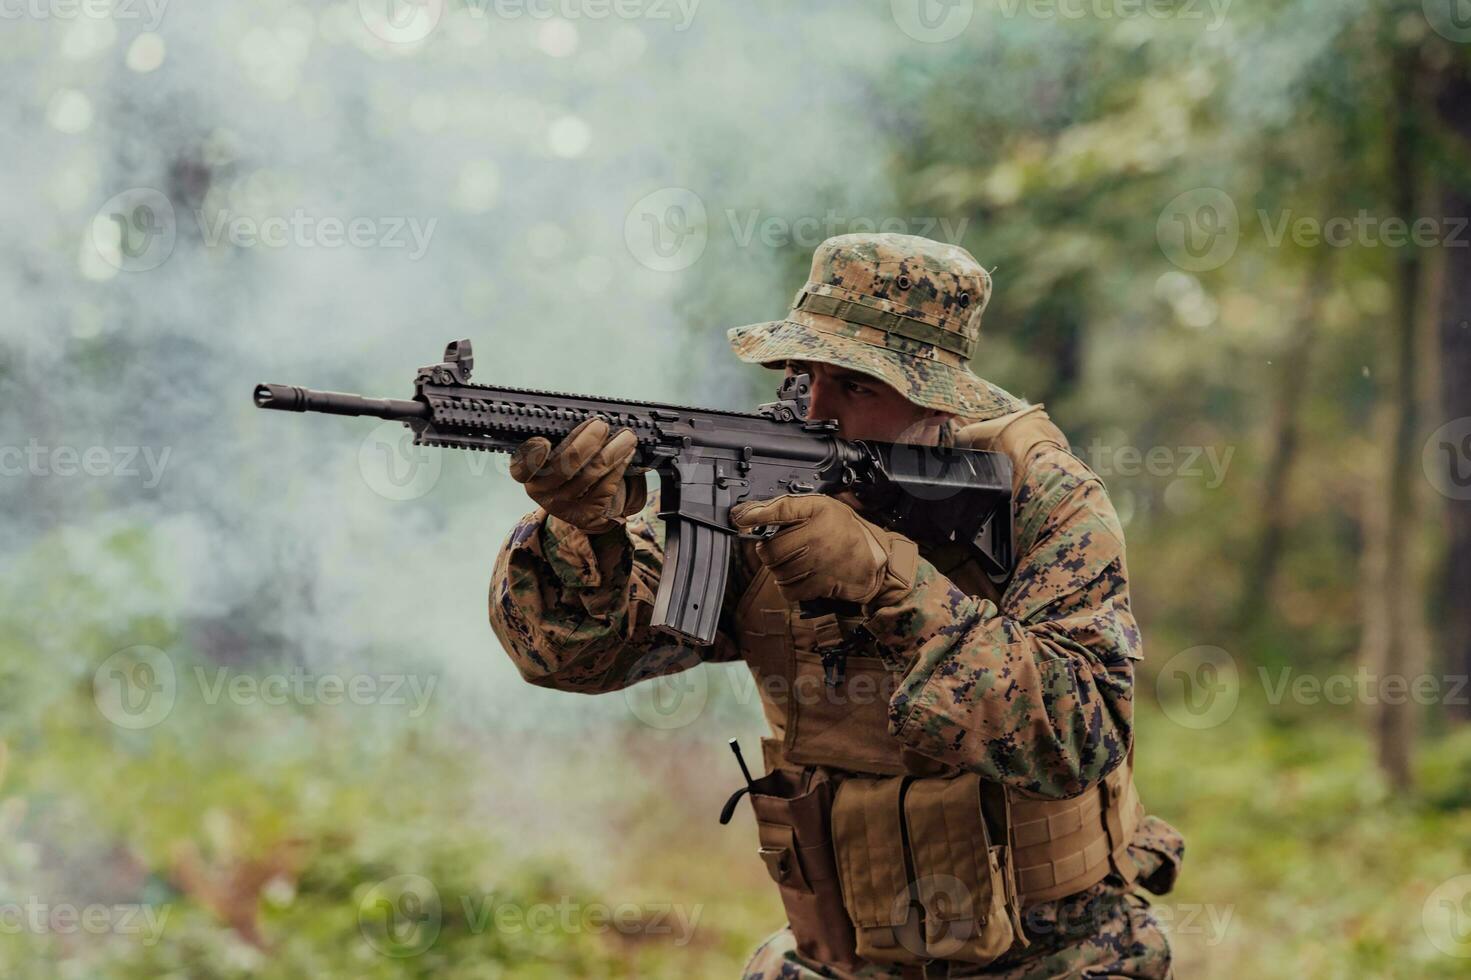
730;494;919;610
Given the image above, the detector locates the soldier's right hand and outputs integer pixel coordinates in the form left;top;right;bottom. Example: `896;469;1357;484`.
508;417;647;535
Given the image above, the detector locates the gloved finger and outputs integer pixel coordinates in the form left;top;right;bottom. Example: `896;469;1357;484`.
731;494;818;529
755;535;812;572
769;567;825;602
508;437;552;484
525;417;611;494
618;474;649;517
558;429;638;502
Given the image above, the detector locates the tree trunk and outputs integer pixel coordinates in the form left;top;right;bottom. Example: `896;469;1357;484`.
1236;249;1333;634
1432;56;1471;723
1359;43;1431;790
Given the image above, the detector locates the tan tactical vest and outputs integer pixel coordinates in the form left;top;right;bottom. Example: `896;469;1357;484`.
733;405;1144;928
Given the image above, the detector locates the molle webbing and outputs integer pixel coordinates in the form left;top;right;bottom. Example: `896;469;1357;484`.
762;737;1143;908
1007;752;1142;906
792;289;972;357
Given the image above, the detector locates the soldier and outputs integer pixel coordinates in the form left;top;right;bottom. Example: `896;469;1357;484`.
489;234;1185;978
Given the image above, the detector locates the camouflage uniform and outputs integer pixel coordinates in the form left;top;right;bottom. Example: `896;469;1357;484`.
490;235;1184;978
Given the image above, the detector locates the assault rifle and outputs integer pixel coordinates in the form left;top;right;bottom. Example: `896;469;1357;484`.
255;339;1013;646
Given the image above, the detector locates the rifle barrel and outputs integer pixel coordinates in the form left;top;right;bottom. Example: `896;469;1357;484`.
253;383;430;421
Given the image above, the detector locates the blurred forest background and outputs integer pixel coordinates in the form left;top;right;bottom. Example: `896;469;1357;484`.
3;0;1471;976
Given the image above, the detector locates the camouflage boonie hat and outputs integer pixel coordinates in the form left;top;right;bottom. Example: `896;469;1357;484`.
727;233;1014;420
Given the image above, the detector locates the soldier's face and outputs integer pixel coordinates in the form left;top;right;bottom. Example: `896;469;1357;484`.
783;361;951;445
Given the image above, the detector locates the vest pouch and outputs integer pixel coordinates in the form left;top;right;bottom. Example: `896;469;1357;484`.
832;773;1024;968
746;767;861;971
830;774;926;964
783;643;908;776
902;773;1023;965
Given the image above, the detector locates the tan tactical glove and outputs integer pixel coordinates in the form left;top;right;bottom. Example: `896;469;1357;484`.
509;417;647;535
730;494;919;612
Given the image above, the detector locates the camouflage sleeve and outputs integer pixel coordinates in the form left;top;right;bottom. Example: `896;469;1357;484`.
872;450;1139;799
488;488;746;694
